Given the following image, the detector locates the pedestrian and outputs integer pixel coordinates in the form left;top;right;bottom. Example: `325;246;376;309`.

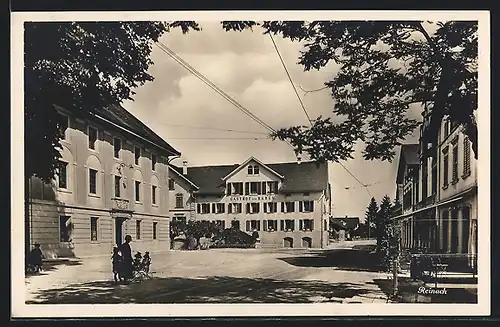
29;243;44;273
111;247;122;282
119;235;133;283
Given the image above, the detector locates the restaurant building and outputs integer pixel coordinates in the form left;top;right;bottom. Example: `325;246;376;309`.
168;157;332;248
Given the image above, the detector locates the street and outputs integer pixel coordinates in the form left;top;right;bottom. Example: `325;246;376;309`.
25;240;391;304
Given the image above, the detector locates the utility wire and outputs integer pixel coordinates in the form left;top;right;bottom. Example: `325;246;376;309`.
268;34;312;124
167;137;270;140
157;123;269;135
269;34;373;197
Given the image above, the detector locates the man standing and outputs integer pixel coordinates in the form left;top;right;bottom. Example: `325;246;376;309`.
119;235;133;283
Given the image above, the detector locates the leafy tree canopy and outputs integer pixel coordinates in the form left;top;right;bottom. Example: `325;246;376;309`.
365;197;379;228
25;21;201;183
222;20;478;163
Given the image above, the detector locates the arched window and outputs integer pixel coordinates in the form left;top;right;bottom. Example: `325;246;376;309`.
247;165;253;175
133;169;144;203
253;165;259;175
86;155;102;196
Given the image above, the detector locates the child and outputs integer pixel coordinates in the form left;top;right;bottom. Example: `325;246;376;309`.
30;243;44;273
111;247;122;282
142;252;151;273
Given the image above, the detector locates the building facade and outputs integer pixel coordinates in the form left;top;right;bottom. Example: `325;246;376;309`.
169;157;331;249
28;104;180;258
394;112;478;262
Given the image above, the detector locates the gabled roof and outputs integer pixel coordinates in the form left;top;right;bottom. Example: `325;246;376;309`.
168;165;200;190
56;102;180;156
396;144;420;184
221;156;284;181
174;160;329;195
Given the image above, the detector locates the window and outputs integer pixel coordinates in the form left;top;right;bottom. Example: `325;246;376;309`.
114;175;121;197
299;219;314;231
281;219;295;231
153;222;158;240
461;206;471;253
113;138;121;159
212;203;225;214
152;185;157;205
246;220;260;231
90;217;98;241
422;159;428;200
247;165;253;175
246;202;260;214
267;181;279;194
444;119;450;137
249;182;261;195
197;203;210;214
215;220;226;229
281;201;295;213
443;150;449;188
452;142;459;183
264;220;278;231
152;154;157;171
59;216;72;242
227;182;243;195
88;126;97;150
136;220;141;240
463;137;471;178
264;202;278;213
89;169;97;194
228;203;242;214
57;161;68;189
134;147;141;165
431;160;438;195
175;193;183;208
299;201;314;212
58;114;69;140
253;165;259;174
168;179;175;190
135;181;141;202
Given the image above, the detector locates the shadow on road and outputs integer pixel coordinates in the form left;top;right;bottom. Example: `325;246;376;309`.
278;247;382;272
25;260;83;278
26;275;386;304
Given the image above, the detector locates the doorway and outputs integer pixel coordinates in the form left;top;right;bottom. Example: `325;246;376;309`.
283;237;293;248
302;237;312;248
115;218;125;246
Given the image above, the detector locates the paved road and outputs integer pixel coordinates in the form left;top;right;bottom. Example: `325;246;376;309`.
25;241;390;304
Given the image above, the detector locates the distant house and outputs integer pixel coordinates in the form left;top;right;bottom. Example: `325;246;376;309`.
329;216;360;240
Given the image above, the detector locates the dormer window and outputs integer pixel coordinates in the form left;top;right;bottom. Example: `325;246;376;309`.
247;165;259;175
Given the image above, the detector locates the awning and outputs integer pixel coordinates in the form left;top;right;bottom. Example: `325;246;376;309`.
391;196;463;221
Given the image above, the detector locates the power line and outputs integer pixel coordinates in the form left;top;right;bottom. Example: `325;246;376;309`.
166;137;270;140
268;34;312;124
268;34;373;197
155;42;277;135
156;123;269;135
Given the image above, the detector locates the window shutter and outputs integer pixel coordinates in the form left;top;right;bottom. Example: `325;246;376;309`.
245;182;249;195
281;202;285;213
257;220;261;231
257;182;261;195
299;201;303;212
197;204;201;213
228;203;232;214
310;201;314;212
226;183;231;196
246;203;250;214
280;220;285;231
263;203;267;213
212;203;215;213
299;220;303;231
263;220;268;231
246;220;251;232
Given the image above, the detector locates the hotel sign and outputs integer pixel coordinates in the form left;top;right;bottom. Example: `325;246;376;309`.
228;195;276;202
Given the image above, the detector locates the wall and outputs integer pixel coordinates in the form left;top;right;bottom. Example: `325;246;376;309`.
168;170;195;221
28;109;173;257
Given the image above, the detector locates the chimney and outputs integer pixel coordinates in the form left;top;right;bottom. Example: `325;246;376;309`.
182;160;188;175
297;155;302;165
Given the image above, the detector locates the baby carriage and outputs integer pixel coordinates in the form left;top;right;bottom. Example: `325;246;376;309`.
131;251;152;280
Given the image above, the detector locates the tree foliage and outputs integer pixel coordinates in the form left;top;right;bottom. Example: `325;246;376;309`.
365;197;379;236
376;195;400;270
222;20;478;162
25;21;200;183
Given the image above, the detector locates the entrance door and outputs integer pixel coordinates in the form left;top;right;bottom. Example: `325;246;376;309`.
115;218;124;246
302;237;312;248
283;237;293;248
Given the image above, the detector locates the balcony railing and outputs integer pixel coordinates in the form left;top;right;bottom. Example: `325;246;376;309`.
111;197;131;211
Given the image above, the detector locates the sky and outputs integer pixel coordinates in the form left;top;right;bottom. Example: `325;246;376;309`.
122;21;422;221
